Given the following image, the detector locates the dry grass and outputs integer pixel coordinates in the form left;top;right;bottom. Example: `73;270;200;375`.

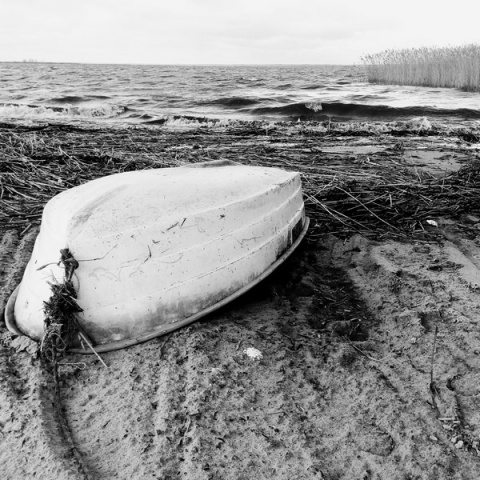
0;121;479;241
363;44;480;92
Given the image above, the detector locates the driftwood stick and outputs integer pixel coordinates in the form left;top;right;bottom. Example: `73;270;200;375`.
429;326;440;412
78;332;109;369
343;336;380;362
430;325;439;387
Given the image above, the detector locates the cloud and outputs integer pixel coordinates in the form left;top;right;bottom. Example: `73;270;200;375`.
1;0;479;64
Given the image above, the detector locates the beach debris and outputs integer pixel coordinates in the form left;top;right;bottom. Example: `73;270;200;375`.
392;141;405;152
243;347;263;360
1;123;479;241
442;418;480;455
41;263;83;366
40;248;108;375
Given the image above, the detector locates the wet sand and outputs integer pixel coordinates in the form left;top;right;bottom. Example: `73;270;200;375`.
1;120;480;479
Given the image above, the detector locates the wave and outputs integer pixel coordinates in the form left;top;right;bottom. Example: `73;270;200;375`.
238;77;261;82
275;83;294;90
49;94;111;103
301;84;325;90
204;96;261;108
50;95;86;104
0;102;128;121
319;102;480;120
251;102;321;117
144;115;234;128
250;101;480;121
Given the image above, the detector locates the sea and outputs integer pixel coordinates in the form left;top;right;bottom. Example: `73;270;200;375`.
1;63;480;127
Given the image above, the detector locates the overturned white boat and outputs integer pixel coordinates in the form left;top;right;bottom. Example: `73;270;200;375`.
6;161;308;352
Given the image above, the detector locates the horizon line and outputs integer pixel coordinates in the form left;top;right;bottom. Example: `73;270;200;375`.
0;60;360;67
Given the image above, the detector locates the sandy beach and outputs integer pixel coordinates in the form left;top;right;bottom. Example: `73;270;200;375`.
1;119;480;479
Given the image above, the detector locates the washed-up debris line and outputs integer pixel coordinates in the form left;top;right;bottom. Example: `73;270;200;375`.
0;120;479;240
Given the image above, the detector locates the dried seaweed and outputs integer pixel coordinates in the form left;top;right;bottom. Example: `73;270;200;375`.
0;121;479;241
40;249;82;375
39;248;108;370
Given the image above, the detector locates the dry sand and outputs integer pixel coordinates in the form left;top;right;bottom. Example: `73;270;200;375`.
1;121;480;479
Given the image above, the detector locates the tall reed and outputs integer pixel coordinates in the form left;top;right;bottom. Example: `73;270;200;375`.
362;44;480;92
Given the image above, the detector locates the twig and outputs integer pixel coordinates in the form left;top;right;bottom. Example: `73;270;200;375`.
336;186;400;231
78;332;109;369
342;336;379;362
58;362;87;370
180;416;192;446
429;326;440;409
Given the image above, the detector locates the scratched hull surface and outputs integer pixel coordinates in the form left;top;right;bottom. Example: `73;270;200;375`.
10;162;307;350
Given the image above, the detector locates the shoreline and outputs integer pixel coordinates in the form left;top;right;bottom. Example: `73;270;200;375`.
1;119;480;479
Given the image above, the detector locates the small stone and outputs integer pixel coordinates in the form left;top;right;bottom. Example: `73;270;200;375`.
451;436;457;443
243;347;263;361
10;336;37;355
429;435;438;442
455;440;464;449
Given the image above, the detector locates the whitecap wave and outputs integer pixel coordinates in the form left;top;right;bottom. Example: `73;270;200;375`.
162;116;233;129
305;102;323;112
0;103;127;122
73;104;127;118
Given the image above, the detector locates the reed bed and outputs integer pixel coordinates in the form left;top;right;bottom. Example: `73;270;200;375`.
363;44;480;92
0;122;479;240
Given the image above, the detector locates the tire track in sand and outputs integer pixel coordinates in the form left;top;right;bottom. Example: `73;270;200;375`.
7;232;480;479
1;228;93;479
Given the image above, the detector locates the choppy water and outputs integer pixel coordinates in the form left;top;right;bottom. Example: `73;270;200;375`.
1;63;480;126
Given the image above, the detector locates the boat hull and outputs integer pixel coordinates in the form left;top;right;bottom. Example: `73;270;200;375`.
6;162;309;352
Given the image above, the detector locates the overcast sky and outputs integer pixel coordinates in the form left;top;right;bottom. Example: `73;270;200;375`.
1;0;479;64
